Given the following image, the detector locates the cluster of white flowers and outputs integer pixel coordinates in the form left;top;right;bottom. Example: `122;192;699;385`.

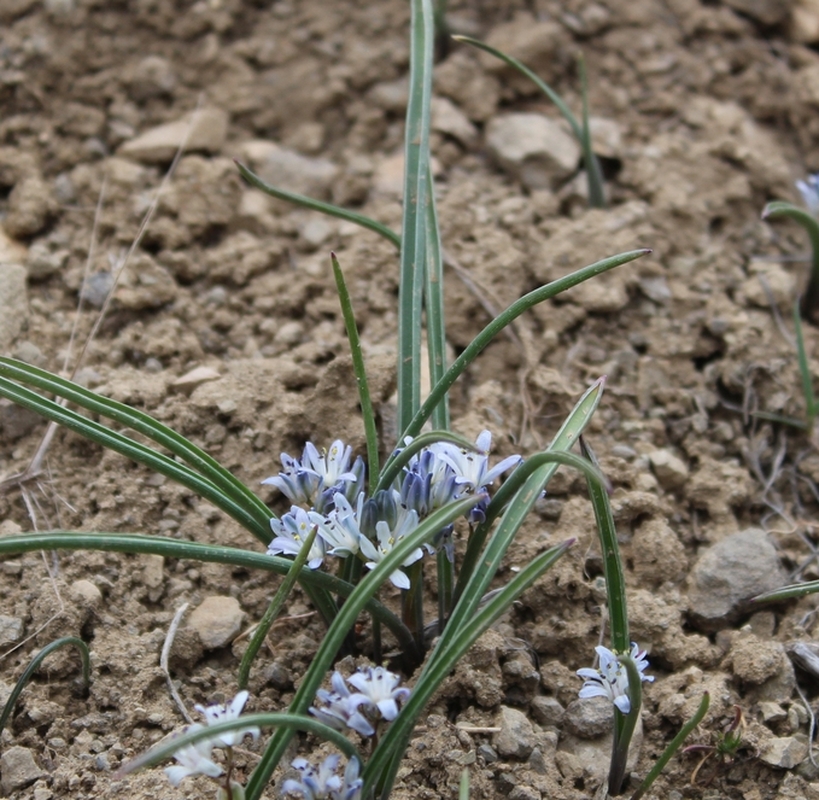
263;433;521;589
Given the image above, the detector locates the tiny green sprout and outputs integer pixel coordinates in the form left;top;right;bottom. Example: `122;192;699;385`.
682;705;747;785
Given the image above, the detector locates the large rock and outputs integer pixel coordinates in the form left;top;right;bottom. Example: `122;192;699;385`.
0;746;47;793
119;108;228;163
486;113;580;190
687;528;787;631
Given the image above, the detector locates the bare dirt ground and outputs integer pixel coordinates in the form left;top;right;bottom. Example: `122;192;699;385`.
3;1;819;798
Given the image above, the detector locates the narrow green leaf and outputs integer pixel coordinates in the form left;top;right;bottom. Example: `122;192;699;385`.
424;166;449;430
580;437;628;653
752;580;819;602
401;250;650;440
0;636;91;739
454;378;604;607
454;35;606;207
609;654;642;795
119;713;361;777
577;53;606;208
630;693;710;800
397;0;436;432
331;253;380;487
763;201;819;322
235;160;400;248
793;299;819;424
238;527;318;690
365;539;573;798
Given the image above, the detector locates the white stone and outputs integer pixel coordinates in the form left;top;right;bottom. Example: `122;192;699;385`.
648;449;689;490
119;108;229;164
188;596;245;650
486;113;580;190
431;97;477;147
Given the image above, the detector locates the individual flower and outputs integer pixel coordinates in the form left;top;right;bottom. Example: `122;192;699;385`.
309;670;375;737
346;666;410;722
797;173;819;217
268;506;326;569
164;724;223;786
432;431;521;524
262;440;363;511
317;493;365;558
358;490;423;590
337;757;363;800
194;690;260;748
576;643;654;714
283;754;343;800
403;443;459;512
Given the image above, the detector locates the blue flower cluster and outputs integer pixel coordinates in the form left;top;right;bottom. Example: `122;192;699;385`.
263;433;521;589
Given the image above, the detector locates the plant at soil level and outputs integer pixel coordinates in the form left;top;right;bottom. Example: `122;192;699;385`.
0;0;707;797
761;174;819;429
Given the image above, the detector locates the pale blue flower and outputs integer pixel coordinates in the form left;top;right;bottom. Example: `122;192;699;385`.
262;440;363;511
358;490;422;590
317;493;365;558
164;723;223;786
283;755;342;800
194;690;260;748
346;666;410;722
337;757;363;800
797;174;819;217
576;643;654;714
309;671;375;737
431;431;521;523
268;506;326;569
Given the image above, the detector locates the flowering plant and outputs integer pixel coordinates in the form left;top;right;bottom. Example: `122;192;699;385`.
0;0;708;798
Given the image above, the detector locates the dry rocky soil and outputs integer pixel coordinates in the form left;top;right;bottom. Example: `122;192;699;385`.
6;0;819;798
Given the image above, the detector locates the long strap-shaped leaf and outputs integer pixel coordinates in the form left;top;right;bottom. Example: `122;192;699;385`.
397;0;435;433
0;532;417;658
396;249;650;444
452;377;604;607
0;357;272;535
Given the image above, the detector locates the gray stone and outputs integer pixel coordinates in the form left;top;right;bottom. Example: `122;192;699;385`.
172;366;221;394
530;695;565;727
188;595;245;650
0;215;28;286
13;341;45;366
724;0;788;25
687;528;788;631
26;241;68;280
4;177;57;238
79;271;114;308
486;113;580;190
759;736;809;768
127;55;177;101
792;0;819;43
239;140;338;202
493;705;537;759
477;743;498;764
0;398;41;441
0;746;47;793
0;615;23;646
564;696;614;738
431;97;477;147
119;108;228;163
648;449;689;490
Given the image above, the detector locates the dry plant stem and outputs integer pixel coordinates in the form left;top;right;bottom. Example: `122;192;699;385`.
161;603;193;724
